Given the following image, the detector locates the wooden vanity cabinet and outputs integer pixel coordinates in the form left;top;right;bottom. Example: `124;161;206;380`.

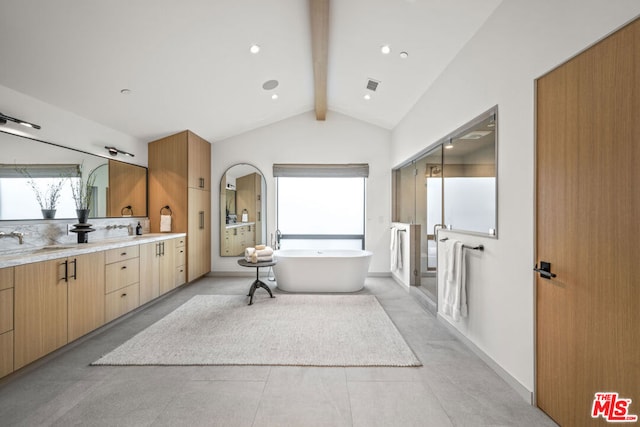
14;252;105;369
148;130;211;282
0;267;14;378
104;246;140;323
139;237;186;305
68;252;105;342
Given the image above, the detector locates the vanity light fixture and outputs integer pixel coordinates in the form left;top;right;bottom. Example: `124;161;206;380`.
0;111;41;130
445;139;454;150
105;146;135;157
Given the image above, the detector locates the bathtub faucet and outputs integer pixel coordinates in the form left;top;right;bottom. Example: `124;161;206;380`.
275;229;282;250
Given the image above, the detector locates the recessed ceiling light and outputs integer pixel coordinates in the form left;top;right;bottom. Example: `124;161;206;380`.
271;94;278;100
262;79;279;90
363;94;371;100
120;88;131;95
381;45;391;55
399;51;409;59
250;44;260;54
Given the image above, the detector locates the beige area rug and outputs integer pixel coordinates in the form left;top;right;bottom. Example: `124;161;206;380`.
92;294;421;367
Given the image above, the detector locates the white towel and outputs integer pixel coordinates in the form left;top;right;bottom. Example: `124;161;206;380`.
244;246;274;263
160;215;172;232
244;247;274;258
390;227;403;271
442;240;468;321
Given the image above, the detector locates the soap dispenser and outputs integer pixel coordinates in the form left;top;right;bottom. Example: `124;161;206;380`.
135;221;143;235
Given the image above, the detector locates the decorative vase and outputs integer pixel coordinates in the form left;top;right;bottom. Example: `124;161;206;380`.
76;209;90;224
41;209;56;219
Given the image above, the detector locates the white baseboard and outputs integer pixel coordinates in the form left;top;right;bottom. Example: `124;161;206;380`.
436;314;533;405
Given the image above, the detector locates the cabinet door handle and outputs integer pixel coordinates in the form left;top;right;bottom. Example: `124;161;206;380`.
258;212;261;221
161;241;165;256
62;260;69;282
121;252;127;256
199;177;205;188
121;293;127;298
70;258;77;280
121;265;127;270
155;242;160;257
199;211;205;229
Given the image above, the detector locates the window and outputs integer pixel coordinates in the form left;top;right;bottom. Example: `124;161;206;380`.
0;164;79;220
274;164;368;250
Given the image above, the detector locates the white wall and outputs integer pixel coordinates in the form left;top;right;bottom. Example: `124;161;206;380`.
212;110;392;274
392;0;640;396
0;84;147;166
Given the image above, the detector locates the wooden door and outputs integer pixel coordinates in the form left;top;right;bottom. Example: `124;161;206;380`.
536;19;639;426
68;252;105;342
188;187;211;281
187;131;211;191
139;242;160;305
14;259;68;369
159;238;176;294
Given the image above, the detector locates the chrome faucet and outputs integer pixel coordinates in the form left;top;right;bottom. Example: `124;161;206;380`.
275;229;282;250
106;224;134;235
0;231;24;244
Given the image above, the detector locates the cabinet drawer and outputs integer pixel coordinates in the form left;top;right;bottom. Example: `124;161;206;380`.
105;258;140;294
175;237;186;248
0;267;14;291
176;245;186;267
176;265;186;287
0;289;13;334
105;245;139;264
0;331;13;379
105;283;140;323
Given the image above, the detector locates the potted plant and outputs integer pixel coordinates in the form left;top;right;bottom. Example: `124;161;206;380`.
21;169;65;219
70;166;97;223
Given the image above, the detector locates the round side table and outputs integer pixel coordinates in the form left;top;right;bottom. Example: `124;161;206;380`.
237;259;277;305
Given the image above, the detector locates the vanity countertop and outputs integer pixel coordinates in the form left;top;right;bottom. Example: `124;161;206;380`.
0;233;186;268
225;222;255;229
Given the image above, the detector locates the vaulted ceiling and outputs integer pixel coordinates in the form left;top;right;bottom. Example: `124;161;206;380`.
0;0;502;143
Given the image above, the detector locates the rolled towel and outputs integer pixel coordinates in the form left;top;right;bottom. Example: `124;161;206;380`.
255;244;266;250
245;246;274;258
245;255;274;263
160;215;172;232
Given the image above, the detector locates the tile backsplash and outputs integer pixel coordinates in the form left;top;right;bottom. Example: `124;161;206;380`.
0;218;150;253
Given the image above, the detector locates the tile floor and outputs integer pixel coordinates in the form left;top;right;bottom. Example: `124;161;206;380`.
0;276;557;426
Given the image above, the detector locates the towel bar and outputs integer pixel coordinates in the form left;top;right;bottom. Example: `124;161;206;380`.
439;237;484;251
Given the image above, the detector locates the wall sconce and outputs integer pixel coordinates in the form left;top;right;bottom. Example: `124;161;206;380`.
0;111;41;130
445;139;454;150
105;146;135;157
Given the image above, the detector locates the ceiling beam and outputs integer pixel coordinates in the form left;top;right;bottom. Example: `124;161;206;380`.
310;0;329;121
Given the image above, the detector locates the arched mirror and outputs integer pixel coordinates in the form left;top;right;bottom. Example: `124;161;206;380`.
219;164;266;256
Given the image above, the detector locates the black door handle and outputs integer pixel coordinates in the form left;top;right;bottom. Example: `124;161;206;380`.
534;261;557;279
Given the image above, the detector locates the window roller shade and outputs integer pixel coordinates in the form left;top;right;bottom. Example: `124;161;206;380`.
272;163;369;178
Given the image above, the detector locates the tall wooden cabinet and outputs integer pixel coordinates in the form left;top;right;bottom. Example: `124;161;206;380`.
148;130;211;282
235;172;263;245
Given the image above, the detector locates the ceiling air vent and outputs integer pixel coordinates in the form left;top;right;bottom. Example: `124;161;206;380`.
366;78;380;91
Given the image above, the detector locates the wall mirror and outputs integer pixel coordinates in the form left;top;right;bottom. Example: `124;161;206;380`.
219;163;266;256
0;130;148;220
393;106;497;238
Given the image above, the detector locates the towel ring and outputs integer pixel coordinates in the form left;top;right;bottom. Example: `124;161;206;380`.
160;205;172;216
121;205;133;216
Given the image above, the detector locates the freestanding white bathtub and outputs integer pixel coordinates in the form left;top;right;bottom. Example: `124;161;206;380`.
274;249;372;292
